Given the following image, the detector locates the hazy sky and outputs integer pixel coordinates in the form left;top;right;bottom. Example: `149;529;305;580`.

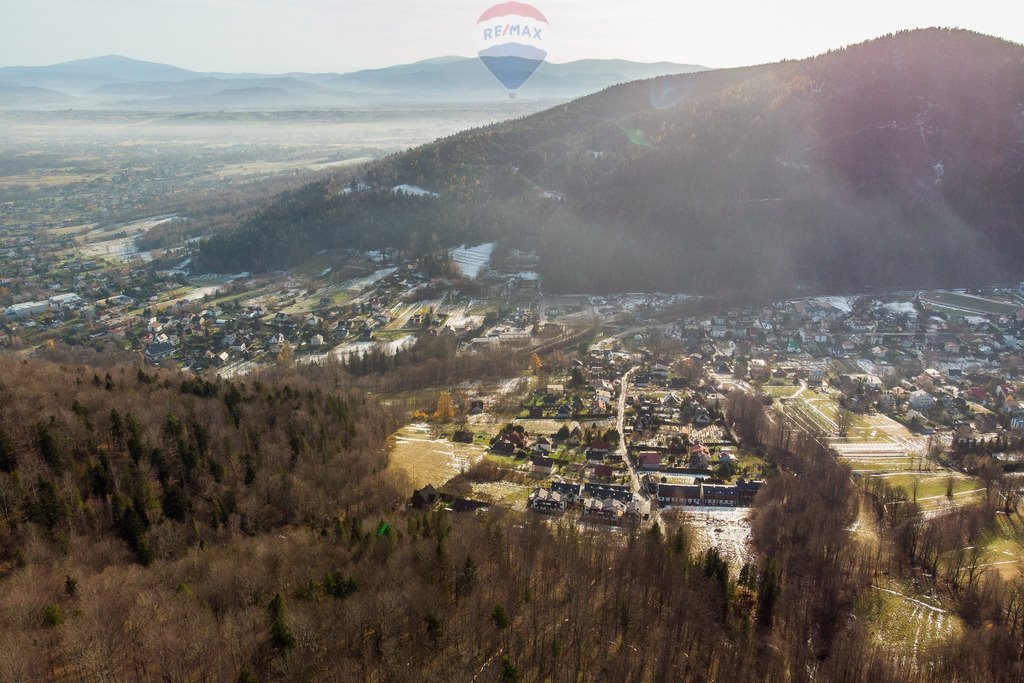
1;0;1021;72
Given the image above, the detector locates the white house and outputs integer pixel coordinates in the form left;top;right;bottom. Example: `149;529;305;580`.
908;390;936;411
4;301;48;319
48;293;82;309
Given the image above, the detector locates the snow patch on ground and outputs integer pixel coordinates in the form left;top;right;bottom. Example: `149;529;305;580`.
392;184;438;197
299;334;414;365
444;303;484;330
341;267;397;292
815;296;854;313
684;507;753;570
882;302;917;315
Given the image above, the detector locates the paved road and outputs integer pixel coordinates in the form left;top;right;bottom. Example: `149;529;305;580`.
785;380;806;400
616;367;648;498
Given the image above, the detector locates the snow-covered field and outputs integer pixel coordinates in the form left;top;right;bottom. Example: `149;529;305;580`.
450;243;495;278
79;214;179;263
327;334;414;361
680;507;753;570
881;301;917;315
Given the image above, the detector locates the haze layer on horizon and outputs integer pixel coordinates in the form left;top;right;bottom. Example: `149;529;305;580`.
1;0;1021;73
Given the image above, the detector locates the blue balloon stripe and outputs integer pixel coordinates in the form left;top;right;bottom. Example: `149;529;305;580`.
478;55;545;90
477;43;547;61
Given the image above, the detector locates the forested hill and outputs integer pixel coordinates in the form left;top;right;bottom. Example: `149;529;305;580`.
196;29;1024;294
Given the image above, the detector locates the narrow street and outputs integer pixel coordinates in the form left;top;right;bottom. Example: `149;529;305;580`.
616;366;648;498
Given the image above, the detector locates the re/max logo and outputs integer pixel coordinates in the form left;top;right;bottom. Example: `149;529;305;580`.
482;24;543;40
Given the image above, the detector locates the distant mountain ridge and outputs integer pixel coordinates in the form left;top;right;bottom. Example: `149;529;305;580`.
195;29;1024;295
0;54;706;109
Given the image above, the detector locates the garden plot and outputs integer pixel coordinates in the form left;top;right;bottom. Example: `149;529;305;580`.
388;423;488;490
781;392;919;448
691;425;726;443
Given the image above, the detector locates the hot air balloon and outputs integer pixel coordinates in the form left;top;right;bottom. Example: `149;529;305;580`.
475;2;549;99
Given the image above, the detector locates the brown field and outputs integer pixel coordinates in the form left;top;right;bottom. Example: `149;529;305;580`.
388;422;487;490
0;171;106;189
470;481;534;510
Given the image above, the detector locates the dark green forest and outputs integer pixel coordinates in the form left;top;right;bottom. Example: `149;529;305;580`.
196;29;1024;294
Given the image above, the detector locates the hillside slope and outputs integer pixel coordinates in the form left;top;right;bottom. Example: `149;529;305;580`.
0;360;399;566
196;29;1024;294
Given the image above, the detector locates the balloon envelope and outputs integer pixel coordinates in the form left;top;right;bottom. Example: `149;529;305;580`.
475;2;549;94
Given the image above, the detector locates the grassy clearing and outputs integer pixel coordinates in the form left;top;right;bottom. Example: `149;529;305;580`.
735;451;771;478
919;290;1020;317
374;329;411;342
763;385;801;398
290;251;339;277
976;513;1024;578
861;579;961;670
873;473;978;498
280;295;327;315
844;456;915;472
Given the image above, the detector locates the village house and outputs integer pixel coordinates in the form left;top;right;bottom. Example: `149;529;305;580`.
584;482;632;503
411;485;440;509
638;452;662;470
550;480;583;503
531;455;555;476
529;487;566;512
689;444;711;469
748;359;769;379
908;390;936;411
657;479;764;507
583;496;625;522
